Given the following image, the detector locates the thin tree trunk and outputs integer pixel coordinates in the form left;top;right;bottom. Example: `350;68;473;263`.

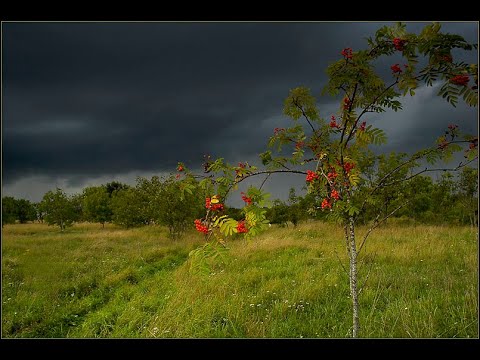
348;216;360;338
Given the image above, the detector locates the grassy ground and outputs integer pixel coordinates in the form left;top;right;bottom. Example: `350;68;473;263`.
2;221;478;338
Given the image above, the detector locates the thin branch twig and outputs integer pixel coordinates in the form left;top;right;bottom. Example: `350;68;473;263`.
357;200;410;255
334;249;350;278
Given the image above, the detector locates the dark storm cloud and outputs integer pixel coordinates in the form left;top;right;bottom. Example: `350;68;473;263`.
2;21;478;201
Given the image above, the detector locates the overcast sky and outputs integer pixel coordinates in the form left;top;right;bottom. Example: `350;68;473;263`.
2;21;478;206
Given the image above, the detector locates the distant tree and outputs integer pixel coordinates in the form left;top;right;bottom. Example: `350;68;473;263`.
224;206;243;221
402;175;434;223
431;172;458;223
15;199;37;224
105;181;130;197
135;176;163;225
366;152;412;223
40;188;76;231
287;188;299;226
156;176;204;239
2;196;17;226
33;202;45;223
457;166;478;226
267;199;289;227
69;193;84;223
82;186;112;227
110;188;148;228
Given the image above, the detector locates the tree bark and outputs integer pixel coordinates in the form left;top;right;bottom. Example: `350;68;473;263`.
348;216;360;338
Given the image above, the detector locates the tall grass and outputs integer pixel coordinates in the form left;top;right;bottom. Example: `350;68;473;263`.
2;221;477;338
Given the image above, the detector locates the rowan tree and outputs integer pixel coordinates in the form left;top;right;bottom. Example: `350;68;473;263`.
179;22;477;337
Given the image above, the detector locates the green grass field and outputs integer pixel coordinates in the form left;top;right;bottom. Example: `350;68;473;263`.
2;221;478;338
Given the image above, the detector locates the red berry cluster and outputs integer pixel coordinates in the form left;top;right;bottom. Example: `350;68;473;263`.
330;115;339;128
450;75;469;86
274;127;285;135
359;121;366;131
438;140;449;150
177;165;184;172
236;221;248;233
175;173;181;180
391;64;402;74
235;162;247;177
393;38;406;51
442;54;453;63
343;162;355;174
343;97;351;110
327;170;338;181
205;197;224;211
295;141;305;149
321;198;332;210
331;189;340;200
241;192;252;205
306;170;319;183
194;219;209;234
341;47;353;59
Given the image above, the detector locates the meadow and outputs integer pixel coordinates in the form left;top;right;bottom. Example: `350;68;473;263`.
1;221;478;338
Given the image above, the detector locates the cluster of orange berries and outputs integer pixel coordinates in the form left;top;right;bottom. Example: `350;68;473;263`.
237;221;248;233
295;141;305;149
194;219;209;234
330;115;340;128
306;170;319;183
241;192;252;205
341;47;353;59
393;38;406;51
391;64;402;74
450;75;469;86
206;196;224;211
343;162;355;174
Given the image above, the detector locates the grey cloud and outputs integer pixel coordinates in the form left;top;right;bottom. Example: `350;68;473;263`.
2;21;477;202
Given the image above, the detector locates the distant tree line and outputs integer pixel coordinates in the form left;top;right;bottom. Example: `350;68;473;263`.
266;164;478;228
2;177;204;238
2;164;478;234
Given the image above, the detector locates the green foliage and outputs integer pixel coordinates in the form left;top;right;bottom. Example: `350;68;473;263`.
104;181;130;197
188;242;229;276
2;196;18;225
110;188;148;228
82;186;112;227
15;199;37;224
40;188;77;231
217;216;238;237
2;197;37;225
283;87;319;122
157;176;204;239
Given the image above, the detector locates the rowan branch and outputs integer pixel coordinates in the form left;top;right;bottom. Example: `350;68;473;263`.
292;98;316;134
357;200;410;255
334;249;350;278
358;252;377;295
343;80;398;149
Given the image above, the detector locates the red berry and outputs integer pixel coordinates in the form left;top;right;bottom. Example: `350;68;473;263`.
393;38;406;51
450;75;469;86
321;199;332;210
236;221;248;234
306;170;319;183
341;48;353;59
391;64;402;74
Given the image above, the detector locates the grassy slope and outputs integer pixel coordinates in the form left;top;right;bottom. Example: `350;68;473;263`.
2;221;478;338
